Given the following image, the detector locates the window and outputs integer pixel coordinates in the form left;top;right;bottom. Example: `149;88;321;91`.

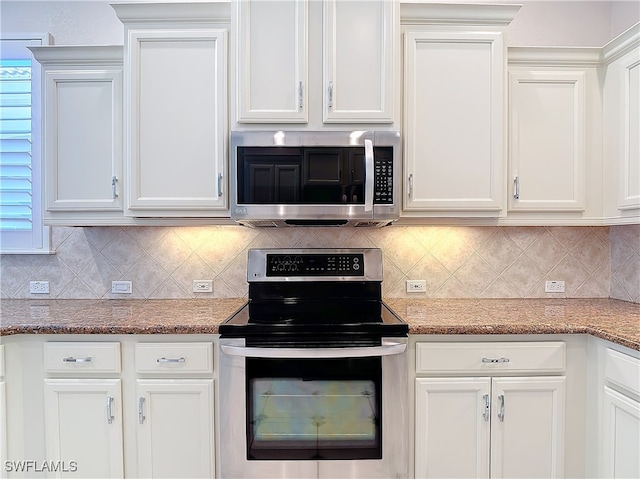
0;35;51;253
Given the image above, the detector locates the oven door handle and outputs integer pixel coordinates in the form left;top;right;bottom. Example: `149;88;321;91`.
220;339;406;359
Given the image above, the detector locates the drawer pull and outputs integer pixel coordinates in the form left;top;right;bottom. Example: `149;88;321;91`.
138;397;146;424
156;357;185;364
482;394;490;421
482;357;510;364
498;394;505;422
63;356;92;363
106;396;114;424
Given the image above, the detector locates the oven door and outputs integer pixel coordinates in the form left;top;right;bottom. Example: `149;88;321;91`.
217;338;408;479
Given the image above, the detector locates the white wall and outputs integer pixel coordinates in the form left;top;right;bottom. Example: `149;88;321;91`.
1;0;639;47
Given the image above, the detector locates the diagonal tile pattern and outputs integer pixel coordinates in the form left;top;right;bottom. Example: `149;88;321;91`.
0;224;636;302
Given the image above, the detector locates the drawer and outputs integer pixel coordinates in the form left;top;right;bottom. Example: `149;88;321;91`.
44;342;121;374
416;341;565;374
605;348;640;396
135;342;213;375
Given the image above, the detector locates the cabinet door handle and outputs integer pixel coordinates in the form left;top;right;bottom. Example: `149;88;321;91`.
328;81;333;110
218;173;223;197
298;81;303;110
483;394;490;421
156;357;185;364
498;394;505;422
408;174;414;199
482;357;510;364
63;356;92;363
138;397;146;424
513;176;520;199
112;176;118;199
106;396;114;424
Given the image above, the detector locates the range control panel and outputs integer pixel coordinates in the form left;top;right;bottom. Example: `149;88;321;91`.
266;253;365;276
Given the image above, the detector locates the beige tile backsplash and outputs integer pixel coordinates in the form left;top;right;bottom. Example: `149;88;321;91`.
1;225;638;303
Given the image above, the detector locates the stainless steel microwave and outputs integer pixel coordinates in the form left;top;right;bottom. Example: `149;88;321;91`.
230;130;401;227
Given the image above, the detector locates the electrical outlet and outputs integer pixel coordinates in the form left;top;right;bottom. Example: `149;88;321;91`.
29;281;49;294
193;280;213;293
406;280;427;293
111;281;132;294
545;280;565;293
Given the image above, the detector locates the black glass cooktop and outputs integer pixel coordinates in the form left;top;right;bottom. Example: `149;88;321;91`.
219;282;408;344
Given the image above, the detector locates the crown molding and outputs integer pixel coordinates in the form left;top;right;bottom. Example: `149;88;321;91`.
111;2;231;25
401;2;521;26
508;46;602;67
29;45;123;65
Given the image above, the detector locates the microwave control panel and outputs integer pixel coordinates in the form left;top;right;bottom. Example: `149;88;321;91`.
374;153;393;204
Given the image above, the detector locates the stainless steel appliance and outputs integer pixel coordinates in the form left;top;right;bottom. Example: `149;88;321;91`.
218;248;408;479
229;131;401;227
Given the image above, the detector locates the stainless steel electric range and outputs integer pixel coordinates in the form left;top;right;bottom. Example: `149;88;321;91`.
217;248;409;479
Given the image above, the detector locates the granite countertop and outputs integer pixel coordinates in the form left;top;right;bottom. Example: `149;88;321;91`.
0;298;638;351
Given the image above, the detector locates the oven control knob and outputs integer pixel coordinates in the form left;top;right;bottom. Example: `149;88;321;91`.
353;263;360;270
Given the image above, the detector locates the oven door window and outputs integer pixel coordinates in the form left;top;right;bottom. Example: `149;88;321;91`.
246;357;382;460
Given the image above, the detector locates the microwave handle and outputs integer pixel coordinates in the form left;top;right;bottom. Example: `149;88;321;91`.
364;138;374;212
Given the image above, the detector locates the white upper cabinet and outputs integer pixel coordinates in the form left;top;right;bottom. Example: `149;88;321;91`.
508;69;586;212
233;0;397;126
30;46;125;225
603;24;640;224
507;46;610;225
322;0;395;123
113;3;229;217
234;0;308;123
402;4;519;217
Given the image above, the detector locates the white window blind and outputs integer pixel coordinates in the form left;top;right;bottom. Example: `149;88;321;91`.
0;35;51;253
1;59;33;230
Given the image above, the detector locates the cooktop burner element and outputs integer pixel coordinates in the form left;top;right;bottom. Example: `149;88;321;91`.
218;248;408;343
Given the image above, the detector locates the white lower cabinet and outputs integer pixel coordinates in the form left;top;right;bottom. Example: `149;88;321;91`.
414;341;566;479
415;378;490;478
34;340;215;479
0;345;6;479
490;377;565;478
42;342;124;478
134;342;215;478
136;380;214;478
415;376;565;478
43;379;124;478
600;348;640;478
602;387;640;478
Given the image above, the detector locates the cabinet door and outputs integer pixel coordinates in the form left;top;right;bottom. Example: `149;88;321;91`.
403;31;504;215
235;0;307;123
0;346;4;479
415;378;491;478
509;70;586;211
43;379;124;478
125;28;228;216
602;386;640;478
490;377;565;478
0;381;5;479
43;68;123;214
616;49;640;211
323;0;395;123
136;379;214;478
